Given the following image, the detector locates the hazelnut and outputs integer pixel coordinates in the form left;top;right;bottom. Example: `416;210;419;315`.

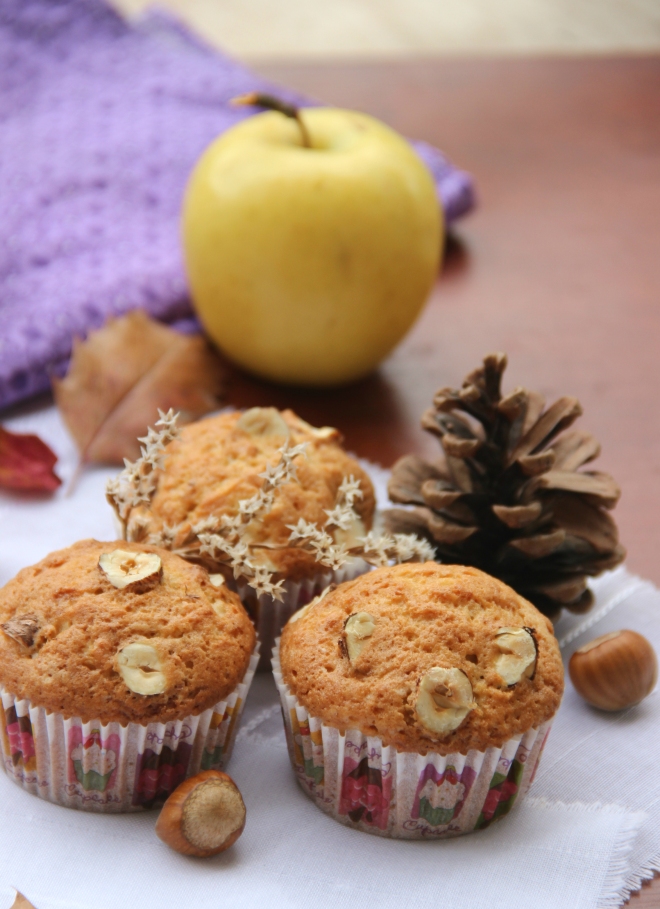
569;629;657;711
342;612;376;662
98;550;162;592
494;626;537;687
415;667;474;738
117;642;167;695
155;770;246;857
237;407;289;438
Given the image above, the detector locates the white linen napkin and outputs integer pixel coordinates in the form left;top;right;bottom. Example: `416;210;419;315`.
0;406;656;908
539;569;660;899
0;685;646;909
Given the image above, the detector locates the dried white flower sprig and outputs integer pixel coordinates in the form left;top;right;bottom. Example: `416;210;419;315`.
193;439;308;601
105;408;181;536
285;476;434;572
359;530;436;567
106;411;436;601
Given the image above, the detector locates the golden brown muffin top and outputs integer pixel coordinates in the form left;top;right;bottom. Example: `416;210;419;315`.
0;540;255;725
280;562;563;755
129;408;376;582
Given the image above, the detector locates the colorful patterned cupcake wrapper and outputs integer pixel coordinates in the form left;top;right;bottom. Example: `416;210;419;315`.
0;645;259;813
233;558;369;671
272;639;553;839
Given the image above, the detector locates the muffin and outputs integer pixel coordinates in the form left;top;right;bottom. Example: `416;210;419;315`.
0;540;258;812
119;407;376;665
274;562;563;838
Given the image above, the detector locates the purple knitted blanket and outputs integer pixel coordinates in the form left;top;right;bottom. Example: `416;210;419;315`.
0;0;475;411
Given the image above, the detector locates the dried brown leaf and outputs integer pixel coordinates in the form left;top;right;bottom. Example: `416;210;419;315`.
53;311;225;465
0;427;61;492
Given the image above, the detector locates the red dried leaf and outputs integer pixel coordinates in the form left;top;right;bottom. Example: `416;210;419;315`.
0;427;61;493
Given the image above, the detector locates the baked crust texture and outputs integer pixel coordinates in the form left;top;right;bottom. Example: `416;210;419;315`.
129;409;376;581
280;562;564;755
0;539;255;725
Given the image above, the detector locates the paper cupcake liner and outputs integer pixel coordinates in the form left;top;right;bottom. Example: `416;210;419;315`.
232;558;369;670
273;639;552;839
0;645;259;813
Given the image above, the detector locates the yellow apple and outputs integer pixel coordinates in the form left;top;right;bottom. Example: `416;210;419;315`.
182;107;442;386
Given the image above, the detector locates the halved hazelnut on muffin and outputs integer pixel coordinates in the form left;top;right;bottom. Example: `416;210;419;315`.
415;667;475;738
116;641;167;695
341;612;376;663
99;549;162;592
494;627;537;687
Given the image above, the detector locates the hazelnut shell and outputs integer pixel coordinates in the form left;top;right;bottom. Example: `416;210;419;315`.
569;629;657;711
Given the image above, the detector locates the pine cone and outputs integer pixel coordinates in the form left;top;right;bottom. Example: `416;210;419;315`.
385;353;625;619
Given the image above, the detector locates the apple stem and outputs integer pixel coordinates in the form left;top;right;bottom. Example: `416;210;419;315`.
231;92;311;148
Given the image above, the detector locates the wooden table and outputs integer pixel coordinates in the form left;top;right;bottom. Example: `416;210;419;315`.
225;57;659;905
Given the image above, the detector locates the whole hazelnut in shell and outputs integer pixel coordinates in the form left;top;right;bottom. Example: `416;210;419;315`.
155;770;246;857
569;630;657;712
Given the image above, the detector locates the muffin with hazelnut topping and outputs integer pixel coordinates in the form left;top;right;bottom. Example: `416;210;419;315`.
0;539;257;812
273;562;563;838
110;407;376;667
